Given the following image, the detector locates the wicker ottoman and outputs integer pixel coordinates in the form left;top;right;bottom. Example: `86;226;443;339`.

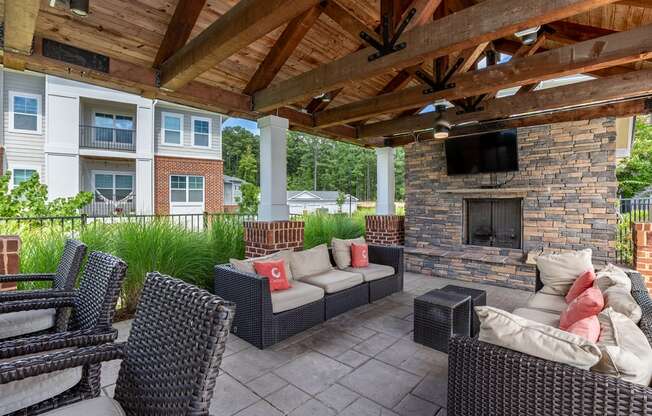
440;285;487;337
413;290;471;353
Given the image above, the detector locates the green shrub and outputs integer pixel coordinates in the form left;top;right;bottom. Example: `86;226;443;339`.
303;213;365;249
210;215;245;263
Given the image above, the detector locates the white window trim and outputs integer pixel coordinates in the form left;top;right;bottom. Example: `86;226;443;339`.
8;164;41;189
161;112;184;147
169;174;205;207
191;116;212;148
92;110;135;145
8;91;42;135
91;170;135;202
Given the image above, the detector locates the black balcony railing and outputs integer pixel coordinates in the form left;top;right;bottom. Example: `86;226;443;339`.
79;125;136;152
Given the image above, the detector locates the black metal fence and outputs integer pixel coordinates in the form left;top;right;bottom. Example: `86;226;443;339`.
79;125;136;152
617;198;652;265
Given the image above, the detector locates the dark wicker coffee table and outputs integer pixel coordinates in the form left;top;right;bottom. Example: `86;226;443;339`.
440;285;487;337
413;290;471;353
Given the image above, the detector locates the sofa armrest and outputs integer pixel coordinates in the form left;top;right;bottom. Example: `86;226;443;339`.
214;265;273;348
368;245;404;290
448;336;652;416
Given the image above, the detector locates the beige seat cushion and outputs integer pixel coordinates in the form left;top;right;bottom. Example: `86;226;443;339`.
41;397;125;416
230;250;295;280
536;249;594;295
271;281;324;314
477;306;601;370
603;287;642;324
0;308;56;340
300;270;364;294
594;263;631;293
332;237;365;269
345;263;395;282
512;307;561;328
289;244;333;280
525;293;568;313
593;308;652;386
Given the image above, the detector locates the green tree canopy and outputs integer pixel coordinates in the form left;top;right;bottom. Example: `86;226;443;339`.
617;119;652;198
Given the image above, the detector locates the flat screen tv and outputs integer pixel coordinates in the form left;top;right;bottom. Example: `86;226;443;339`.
445;129;519;175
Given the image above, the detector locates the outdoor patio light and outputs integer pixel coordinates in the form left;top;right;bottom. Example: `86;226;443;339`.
515;26;541;45
433;105;450;139
70;0;89;16
314;92;331;102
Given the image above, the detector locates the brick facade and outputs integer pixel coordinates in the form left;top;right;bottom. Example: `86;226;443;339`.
244;221;304;258
0;235;20;291
633;223;652;292
154;155;224;214
404;118;618;290
365;215;405;245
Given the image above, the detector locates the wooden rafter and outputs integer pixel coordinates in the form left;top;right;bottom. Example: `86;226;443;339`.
358;67;652;139
153;0;207;68
312;24;652;127
253;0;619;112
618;0;651;7
490;34;546;98
3;0;40;70
159;0;322;90
243;4;324;95
546;21;616;44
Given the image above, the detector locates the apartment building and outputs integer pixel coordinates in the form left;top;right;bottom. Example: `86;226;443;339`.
0;69;225;216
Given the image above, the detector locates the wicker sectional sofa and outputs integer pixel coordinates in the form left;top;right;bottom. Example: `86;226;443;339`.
448;270;652;416
214;244;403;349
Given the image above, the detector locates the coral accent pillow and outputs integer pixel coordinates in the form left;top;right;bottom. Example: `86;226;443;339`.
559;287;604;330
565;315;600;342
566;270;597;304
254;259;291;292
351;243;369;268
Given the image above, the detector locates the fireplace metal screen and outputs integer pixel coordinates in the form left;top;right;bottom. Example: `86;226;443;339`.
465;199;522;249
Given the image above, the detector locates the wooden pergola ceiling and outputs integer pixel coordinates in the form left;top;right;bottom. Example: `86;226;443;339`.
1;0;652;147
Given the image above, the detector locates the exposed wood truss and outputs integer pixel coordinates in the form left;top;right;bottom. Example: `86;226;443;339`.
3;0;40;69
153;0;207;68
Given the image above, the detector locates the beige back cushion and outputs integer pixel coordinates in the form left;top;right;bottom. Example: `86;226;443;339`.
536;249;593;295
289;244;333;280
594;263;631;293
331;237;366;269
477;306;602;370
603;287;642;324
230;250;295;280
593;308;652;386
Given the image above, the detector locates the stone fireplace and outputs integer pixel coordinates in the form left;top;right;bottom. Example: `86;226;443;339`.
404;118;618;290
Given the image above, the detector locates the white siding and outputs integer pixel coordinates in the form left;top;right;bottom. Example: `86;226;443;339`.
79;158;136;193
154;105;221;160
3;71;46;180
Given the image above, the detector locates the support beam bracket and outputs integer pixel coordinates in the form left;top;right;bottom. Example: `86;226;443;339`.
361;8;416;62
415;57;464;94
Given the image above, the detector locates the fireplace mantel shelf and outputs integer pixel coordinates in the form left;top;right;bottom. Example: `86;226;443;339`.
439;187;540;195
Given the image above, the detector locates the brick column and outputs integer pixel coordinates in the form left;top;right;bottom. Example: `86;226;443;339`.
365;215;405;246
0;236;20;291
633;223;652;292
244;221;304;258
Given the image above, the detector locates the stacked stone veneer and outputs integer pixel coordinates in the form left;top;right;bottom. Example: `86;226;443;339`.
633;223;652;292
0;236;20;291
405;118;618;290
244;221;304;258
366;215;405;245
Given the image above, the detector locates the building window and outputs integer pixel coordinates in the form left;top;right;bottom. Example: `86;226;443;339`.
9;92;41;134
170;175;204;203
162;112;183;146
12;168;38;187
94;172;134;202
94;112;134;144
191;116;211;147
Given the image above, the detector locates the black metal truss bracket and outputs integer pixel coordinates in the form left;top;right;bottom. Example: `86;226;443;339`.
645;98;652;113
360;8;416;62
414;57;464;95
454;95;486;114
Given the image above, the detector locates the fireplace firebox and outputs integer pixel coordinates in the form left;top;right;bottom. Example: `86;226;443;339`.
465;198;522;249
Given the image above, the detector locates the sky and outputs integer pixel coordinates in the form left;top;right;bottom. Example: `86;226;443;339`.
223;117;260;135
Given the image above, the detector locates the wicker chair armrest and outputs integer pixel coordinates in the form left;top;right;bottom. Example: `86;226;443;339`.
0;288;74;302
0;342;125;384
0;273;55;283
0;328;118;359
448;336;652;416
367;244;403;273
214;265;271;307
0;295;76;314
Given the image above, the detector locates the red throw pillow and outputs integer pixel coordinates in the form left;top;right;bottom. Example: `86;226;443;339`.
253;259;291;292
565;315;600;342
565;270;597;304
351;243;369;268
559;287;604;330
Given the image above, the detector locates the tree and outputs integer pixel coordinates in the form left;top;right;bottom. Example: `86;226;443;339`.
617;119;652;198
237;145;259;185
222;126;259;178
0;172;93;217
237;184;259;215
336;191;346;213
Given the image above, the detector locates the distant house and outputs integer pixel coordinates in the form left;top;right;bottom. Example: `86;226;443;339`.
223;175;245;212
287;191;358;215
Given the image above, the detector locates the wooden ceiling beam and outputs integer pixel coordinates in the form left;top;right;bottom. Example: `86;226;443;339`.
253;0;619;112
243;5;324;95
404;0;444;31
313;24;652;127
3;0;40;70
358;67;652;139
159;0;322;91
153;0;207;68
322;1;381;43
546;21;616;43
618;0;651;8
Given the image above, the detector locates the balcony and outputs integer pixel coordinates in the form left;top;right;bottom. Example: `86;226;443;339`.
79;125;136;152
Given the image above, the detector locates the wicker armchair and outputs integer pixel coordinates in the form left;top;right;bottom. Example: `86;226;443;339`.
0;273;235;416
448;270;652;416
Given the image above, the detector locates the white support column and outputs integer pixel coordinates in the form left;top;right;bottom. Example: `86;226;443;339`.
257;115;290;221
376;147;395;215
